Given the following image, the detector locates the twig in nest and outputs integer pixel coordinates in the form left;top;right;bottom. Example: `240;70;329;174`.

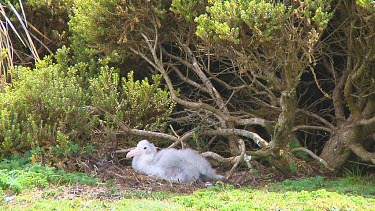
169;125;179;138
168;130;195;149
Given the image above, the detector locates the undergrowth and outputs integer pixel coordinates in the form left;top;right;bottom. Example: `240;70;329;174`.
0;153;98;194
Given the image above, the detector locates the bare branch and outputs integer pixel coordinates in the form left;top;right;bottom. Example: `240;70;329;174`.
291;147;334;171
349;143;375;164
292;125;332;134
130;27;275;134
88;106;179;142
357;116;375;126
201;151;237;165
168;64;210;93
202;135;218;152
168;131;195;148
297;109;336;130
201;128;269;148
226;139;246;179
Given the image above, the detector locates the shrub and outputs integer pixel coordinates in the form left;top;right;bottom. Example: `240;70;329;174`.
69;0;167;57
89;68;176;147
0;37;176;159
68;0;174;76
0;47;91;158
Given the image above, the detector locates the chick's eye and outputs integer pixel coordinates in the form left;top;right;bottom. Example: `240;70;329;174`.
143;147;147;149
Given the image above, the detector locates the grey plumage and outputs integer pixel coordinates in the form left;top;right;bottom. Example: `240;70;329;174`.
126;140;224;183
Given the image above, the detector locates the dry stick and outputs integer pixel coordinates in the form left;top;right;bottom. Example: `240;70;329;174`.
292;125;332;133
88;106;194;149
203;135;218;152
226;139;247;179
169;125;180;138
201;151;237;163
167;125;185;149
348;160;375;167
201;128;269;148
358;116;375;126
168;131;195;149
291;147;334;171
87;106;179;142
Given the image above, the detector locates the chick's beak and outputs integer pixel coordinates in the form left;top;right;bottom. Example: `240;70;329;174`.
126;147;142;158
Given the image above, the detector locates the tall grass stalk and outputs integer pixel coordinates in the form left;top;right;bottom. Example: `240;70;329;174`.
0;0;39;84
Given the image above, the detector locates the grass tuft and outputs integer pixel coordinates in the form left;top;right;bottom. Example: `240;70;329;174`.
266;176;375;198
0;154;98;194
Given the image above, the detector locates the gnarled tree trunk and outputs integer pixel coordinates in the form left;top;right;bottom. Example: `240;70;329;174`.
319;122;353;174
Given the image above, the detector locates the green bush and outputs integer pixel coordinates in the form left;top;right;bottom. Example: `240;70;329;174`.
0;41;176;159
69;0;167;57
0;47;91;157
89;68;176;147
68;0;174;76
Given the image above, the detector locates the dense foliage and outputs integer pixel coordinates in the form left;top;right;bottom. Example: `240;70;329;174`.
0;48;90;157
0;46;175;160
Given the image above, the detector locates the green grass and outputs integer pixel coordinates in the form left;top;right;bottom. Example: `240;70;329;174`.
172;176;375;210
175;185;375;210
1;156;374;210
1;176;374;211
266;176;375;197
1;181;374;211
3;196;188;211
0;155;98;194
